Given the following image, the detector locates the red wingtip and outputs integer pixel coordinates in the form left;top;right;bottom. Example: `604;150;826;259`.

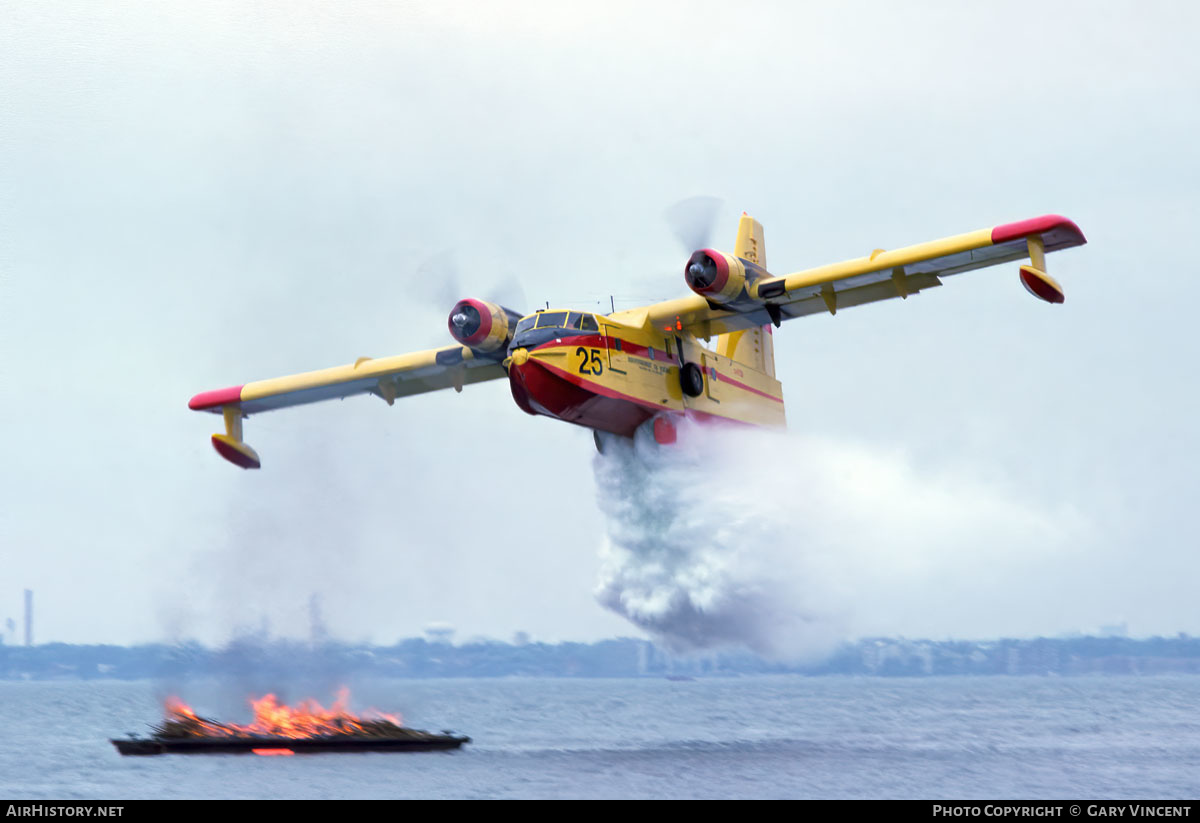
991;215;1086;247
189;385;244;411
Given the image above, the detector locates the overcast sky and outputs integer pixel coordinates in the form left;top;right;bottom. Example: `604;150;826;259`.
2;1;1197;648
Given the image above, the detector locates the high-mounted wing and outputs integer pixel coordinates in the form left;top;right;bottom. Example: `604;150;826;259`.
630;214;1085;339
189;344;506;469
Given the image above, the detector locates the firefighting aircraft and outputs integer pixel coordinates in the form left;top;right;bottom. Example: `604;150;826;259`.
189;213;1085;468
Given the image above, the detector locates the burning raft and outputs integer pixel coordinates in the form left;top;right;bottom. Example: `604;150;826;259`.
111;693;470;756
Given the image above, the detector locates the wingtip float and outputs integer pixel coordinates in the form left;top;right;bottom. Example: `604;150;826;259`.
189;212;1086;469
991;214;1082;305
189;386;260;469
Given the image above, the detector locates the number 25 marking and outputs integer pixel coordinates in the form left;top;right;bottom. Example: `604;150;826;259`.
576;346;603;376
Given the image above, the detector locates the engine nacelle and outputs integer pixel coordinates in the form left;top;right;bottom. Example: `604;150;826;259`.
447;299;523;352
684;249;772;306
685;249;744;304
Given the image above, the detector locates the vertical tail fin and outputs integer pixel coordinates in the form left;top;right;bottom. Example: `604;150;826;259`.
714;213;777;377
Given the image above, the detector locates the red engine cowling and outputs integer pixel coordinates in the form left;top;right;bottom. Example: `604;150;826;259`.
685;249;776;307
447;299;522;352
684;248;748;305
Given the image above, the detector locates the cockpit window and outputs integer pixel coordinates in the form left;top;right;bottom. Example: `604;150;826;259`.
517;311;598;336
566;312;600;331
536;311;568;329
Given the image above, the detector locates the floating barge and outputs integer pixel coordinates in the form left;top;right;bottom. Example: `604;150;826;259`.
111;730;470;756
112;693;469;755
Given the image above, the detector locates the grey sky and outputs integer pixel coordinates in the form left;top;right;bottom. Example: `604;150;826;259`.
2;1;1197;646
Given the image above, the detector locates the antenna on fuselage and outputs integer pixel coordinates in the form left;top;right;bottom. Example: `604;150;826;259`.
610;295;615;313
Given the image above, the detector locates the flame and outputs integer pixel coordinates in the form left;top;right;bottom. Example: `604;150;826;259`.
159;688;405;740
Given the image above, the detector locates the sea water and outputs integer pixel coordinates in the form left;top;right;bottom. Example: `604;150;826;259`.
1;676;1197;799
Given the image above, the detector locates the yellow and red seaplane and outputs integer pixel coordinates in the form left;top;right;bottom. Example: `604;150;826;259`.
189;213;1085;468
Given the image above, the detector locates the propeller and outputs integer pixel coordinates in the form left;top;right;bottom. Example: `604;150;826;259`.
449;302;482;337
685;250;719;290
663;196;723;254
416;251;527;313
418;250;463;310
483;274;527;315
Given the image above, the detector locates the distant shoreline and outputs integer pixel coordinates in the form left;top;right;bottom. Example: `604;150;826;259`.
3;635;1198;680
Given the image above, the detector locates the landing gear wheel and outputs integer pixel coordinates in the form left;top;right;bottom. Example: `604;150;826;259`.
680;362;704;397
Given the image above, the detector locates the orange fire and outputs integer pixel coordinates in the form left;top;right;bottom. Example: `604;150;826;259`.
161;687;404;740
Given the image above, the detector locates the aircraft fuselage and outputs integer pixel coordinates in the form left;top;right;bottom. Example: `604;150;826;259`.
505;311;785;441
